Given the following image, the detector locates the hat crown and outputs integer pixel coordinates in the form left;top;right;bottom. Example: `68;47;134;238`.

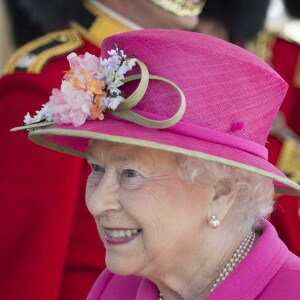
102;29;288;147
27;29;300;195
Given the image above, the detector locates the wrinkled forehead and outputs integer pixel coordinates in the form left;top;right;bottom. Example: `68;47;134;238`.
87;140;146;156
86;139;176;166
87;140;156;160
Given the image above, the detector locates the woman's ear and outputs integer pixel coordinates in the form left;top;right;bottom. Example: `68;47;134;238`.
207;179;236;223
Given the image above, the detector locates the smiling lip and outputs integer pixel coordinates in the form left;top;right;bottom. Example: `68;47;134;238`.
104;227;142;246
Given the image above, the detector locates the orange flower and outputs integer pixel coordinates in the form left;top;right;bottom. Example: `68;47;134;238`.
90;95;105;120
64;69;74;78
87;79;105;95
70;77;85;90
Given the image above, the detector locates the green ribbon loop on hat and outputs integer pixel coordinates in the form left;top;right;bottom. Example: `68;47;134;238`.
109;60;186;129
115;60;150;111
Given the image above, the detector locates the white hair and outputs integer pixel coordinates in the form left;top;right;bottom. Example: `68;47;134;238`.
177;155;275;232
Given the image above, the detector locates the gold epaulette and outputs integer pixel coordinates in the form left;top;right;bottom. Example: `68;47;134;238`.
3;1;135;76
71;1;133;47
3;29;83;75
276;20;300;88
246;30;275;63
277;139;300;185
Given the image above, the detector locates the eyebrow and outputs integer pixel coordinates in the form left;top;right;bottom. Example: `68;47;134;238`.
86;149;98;162
86;148;139;163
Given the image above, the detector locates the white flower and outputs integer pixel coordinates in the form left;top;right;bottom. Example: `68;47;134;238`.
108;75;125;89
126;58;137;69
40;103;54;121
117;65;129;76
107;49;117;56
23;103;54;125
24;112;34;125
22;45;137;128
109;88;121;95
61;80;75;94
108;95;124;110
102;95;124;111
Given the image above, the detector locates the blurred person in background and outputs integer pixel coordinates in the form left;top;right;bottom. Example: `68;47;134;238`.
195;0;300;259
0;0;204;299
0;0;15;71
196;0;270;46
264;0;300;258
1;0;77;71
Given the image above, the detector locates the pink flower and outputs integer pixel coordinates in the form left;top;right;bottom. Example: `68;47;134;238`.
84;53;101;75
67;52;101;76
65;53;103;91
49;88;93;127
67;52;81;69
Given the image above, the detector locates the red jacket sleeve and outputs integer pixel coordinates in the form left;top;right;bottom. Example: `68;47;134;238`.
268;36;300;257
0;39;105;300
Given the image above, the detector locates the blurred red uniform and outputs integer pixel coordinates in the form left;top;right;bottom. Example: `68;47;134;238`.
267;27;300;257
0;2;134;299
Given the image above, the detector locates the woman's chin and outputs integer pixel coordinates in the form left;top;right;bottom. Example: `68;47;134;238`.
104;247;141;275
105;257;137;276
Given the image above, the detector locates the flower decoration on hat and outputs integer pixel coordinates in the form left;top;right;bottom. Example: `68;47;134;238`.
23;44;137;127
12;44;186;133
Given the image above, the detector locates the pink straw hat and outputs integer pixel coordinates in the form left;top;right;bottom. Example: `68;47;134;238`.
13;29;300;195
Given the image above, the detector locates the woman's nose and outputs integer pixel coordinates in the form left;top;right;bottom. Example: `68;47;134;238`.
86;173;121;216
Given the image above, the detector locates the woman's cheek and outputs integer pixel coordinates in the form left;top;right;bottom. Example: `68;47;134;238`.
87;172;104;187
120;177;145;190
85;172;103;200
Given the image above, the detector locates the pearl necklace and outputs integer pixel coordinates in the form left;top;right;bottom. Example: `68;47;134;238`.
158;293;164;300
210;230;256;292
158;230;256;299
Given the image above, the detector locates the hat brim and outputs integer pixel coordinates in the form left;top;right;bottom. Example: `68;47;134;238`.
29;117;300;196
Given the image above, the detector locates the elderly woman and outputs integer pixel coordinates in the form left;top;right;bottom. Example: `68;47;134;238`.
13;29;300;299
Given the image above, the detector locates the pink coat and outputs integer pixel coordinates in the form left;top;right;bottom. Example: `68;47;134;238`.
87;221;300;299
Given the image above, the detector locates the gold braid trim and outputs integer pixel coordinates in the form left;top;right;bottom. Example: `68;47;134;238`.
3;29;83;75
71;1;133;47
148;0;206;16
293;52;300;88
277;139;300;184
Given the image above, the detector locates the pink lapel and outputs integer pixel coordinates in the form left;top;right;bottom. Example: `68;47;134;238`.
207;220;289;300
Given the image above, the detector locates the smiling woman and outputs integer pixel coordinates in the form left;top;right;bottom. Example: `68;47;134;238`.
86;142;213;283
12;29;300;299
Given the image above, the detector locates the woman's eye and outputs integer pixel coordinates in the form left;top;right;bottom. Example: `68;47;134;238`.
91;163;105;173
123;169;140;178
87;164;105;187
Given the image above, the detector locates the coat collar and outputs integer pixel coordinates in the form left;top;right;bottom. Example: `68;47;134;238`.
135;220;289;299
71;0;141;47
207;220;289;299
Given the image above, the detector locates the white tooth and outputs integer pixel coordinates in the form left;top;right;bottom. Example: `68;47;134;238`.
125;230;132;237
111;231;119;238
106;229;140;239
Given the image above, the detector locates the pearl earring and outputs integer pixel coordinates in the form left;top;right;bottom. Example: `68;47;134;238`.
208;215;220;228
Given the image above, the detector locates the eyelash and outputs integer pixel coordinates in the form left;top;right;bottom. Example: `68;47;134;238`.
122;169;140;178
90;163;140;178
90;163;105;173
